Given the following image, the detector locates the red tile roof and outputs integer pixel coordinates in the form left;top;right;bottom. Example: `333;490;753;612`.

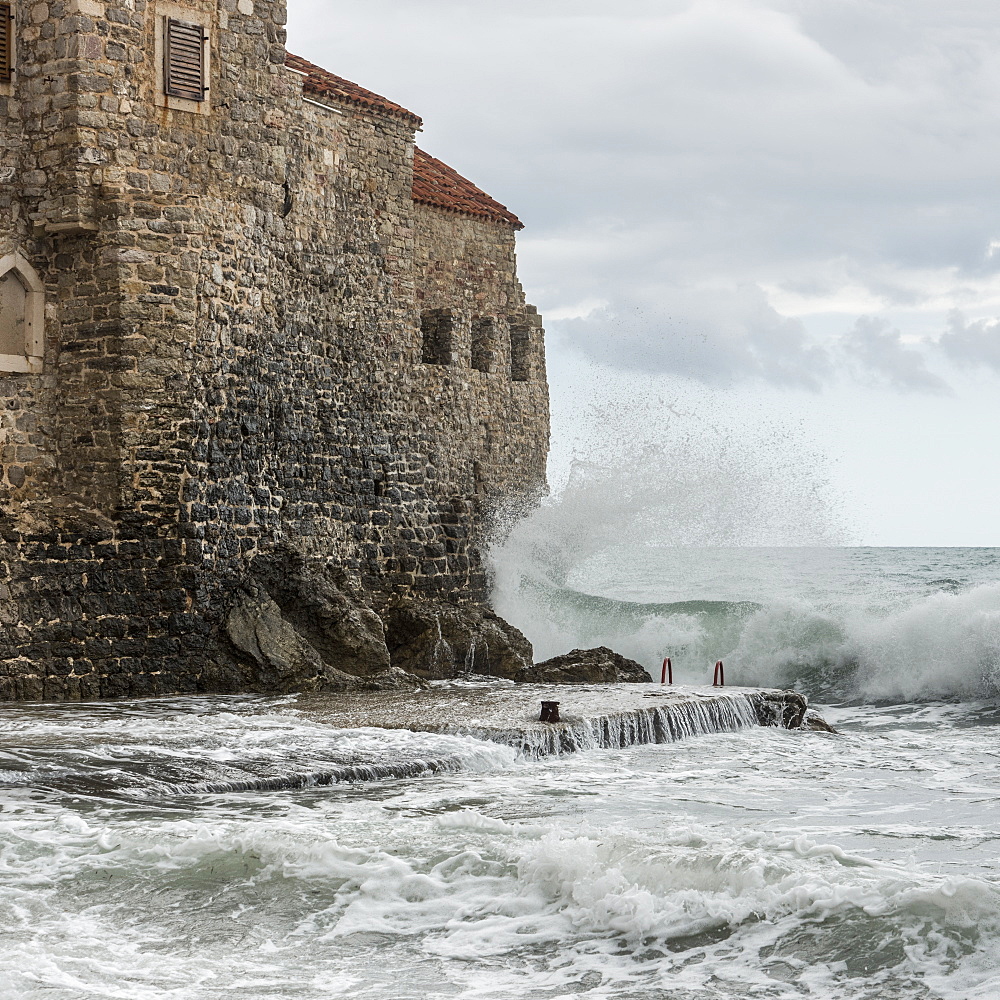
286;54;522;229
285;53;423;128
412;147;523;230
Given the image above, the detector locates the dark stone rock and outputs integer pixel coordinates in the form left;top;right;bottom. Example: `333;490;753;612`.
383;598;533;680
226;585;360;692
222;552;416;692
802;709;837;733
526;646;652;684
252;552;393;680
754;690;809;730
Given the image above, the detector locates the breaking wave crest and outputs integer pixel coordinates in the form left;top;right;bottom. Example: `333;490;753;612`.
493;558;1000;703
489;447;1000;703
492;571;1000;703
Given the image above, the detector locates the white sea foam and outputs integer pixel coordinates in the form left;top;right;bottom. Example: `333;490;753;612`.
3;547;1000;997
2;692;1000;999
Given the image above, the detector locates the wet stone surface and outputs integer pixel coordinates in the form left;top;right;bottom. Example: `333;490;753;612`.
297;680;813;757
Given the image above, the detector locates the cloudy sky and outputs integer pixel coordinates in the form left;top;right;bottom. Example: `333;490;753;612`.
290;0;1000;545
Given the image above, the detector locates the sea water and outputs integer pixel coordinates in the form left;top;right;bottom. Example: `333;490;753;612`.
2;547;1000;999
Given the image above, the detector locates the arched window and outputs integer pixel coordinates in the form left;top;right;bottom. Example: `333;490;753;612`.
0;253;44;374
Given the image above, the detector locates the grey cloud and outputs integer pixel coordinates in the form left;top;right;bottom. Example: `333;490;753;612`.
555;285;831;389
939;310;1000;372
840;317;951;394
289;0;1000;387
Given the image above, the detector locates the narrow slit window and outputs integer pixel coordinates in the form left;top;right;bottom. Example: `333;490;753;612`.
0;4;12;84
508;316;531;382
471;317;495;373
421;309;453;366
164;17;207;102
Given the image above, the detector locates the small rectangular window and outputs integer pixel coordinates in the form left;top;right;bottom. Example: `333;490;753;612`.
421;309;454;366
509;316;531;382
164;17;206;102
0;4;12;84
471;317;496;374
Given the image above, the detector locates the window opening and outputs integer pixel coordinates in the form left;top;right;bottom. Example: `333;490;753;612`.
0;271;26;356
0;4;12;83
471;317;496;373
164;17;207;102
421;309;454;366
0;253;44;374
508;316;531;382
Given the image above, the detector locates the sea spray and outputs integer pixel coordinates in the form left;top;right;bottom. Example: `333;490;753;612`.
493;516;1000;701
489;402;847;671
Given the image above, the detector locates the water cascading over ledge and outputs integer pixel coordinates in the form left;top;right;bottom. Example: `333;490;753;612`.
297;683;813;762
150;687;813;795
450;692;770;757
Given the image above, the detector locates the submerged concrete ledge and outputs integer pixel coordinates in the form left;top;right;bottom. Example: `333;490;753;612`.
298;682;810;759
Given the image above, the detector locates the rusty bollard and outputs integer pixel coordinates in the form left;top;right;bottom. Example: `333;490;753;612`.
540;701;560;723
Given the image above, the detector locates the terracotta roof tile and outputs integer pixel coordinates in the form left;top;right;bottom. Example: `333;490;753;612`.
412;147;523;230
286;52;422;128
285;54;522;229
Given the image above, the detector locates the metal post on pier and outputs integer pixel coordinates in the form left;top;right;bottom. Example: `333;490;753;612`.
713;661;725;687
660;657;673;684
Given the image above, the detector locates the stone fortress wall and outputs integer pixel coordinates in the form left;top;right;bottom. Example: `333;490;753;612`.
0;0;549;699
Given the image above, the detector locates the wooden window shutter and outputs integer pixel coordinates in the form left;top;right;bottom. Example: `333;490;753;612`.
0;4;12;84
164;17;206;101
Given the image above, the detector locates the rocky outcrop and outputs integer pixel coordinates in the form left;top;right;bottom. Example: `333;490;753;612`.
802;709;837;733
226;586;364;691
219;552;536;690
753;690;809;730
382;599;534;680
222;555;416;693
526;646;652;684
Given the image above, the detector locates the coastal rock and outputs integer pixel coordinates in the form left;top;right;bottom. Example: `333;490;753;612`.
526;646;653;684
802;709;837;733
223;554;416;692
383;599;534;680
753;690;810;730
254;557;393;681
225;585;362;691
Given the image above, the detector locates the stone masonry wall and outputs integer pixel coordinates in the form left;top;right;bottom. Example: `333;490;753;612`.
0;0;548;699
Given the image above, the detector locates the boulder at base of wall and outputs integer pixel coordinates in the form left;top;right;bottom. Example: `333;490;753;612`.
224;579;415;693
383;599;534;680
527;647;653;684
226;585;359;691
250;553;396;681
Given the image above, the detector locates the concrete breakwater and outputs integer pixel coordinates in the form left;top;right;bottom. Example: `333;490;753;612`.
148;683;820;795
299;682;814;760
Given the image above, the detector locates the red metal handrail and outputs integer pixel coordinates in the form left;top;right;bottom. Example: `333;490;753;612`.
713;660;725;687
660;656;673;685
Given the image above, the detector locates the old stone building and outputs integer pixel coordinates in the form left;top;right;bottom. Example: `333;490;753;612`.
0;0;549;699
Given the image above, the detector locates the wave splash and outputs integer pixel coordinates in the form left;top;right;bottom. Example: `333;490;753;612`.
489;441;1000;702
493;560;1000;704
